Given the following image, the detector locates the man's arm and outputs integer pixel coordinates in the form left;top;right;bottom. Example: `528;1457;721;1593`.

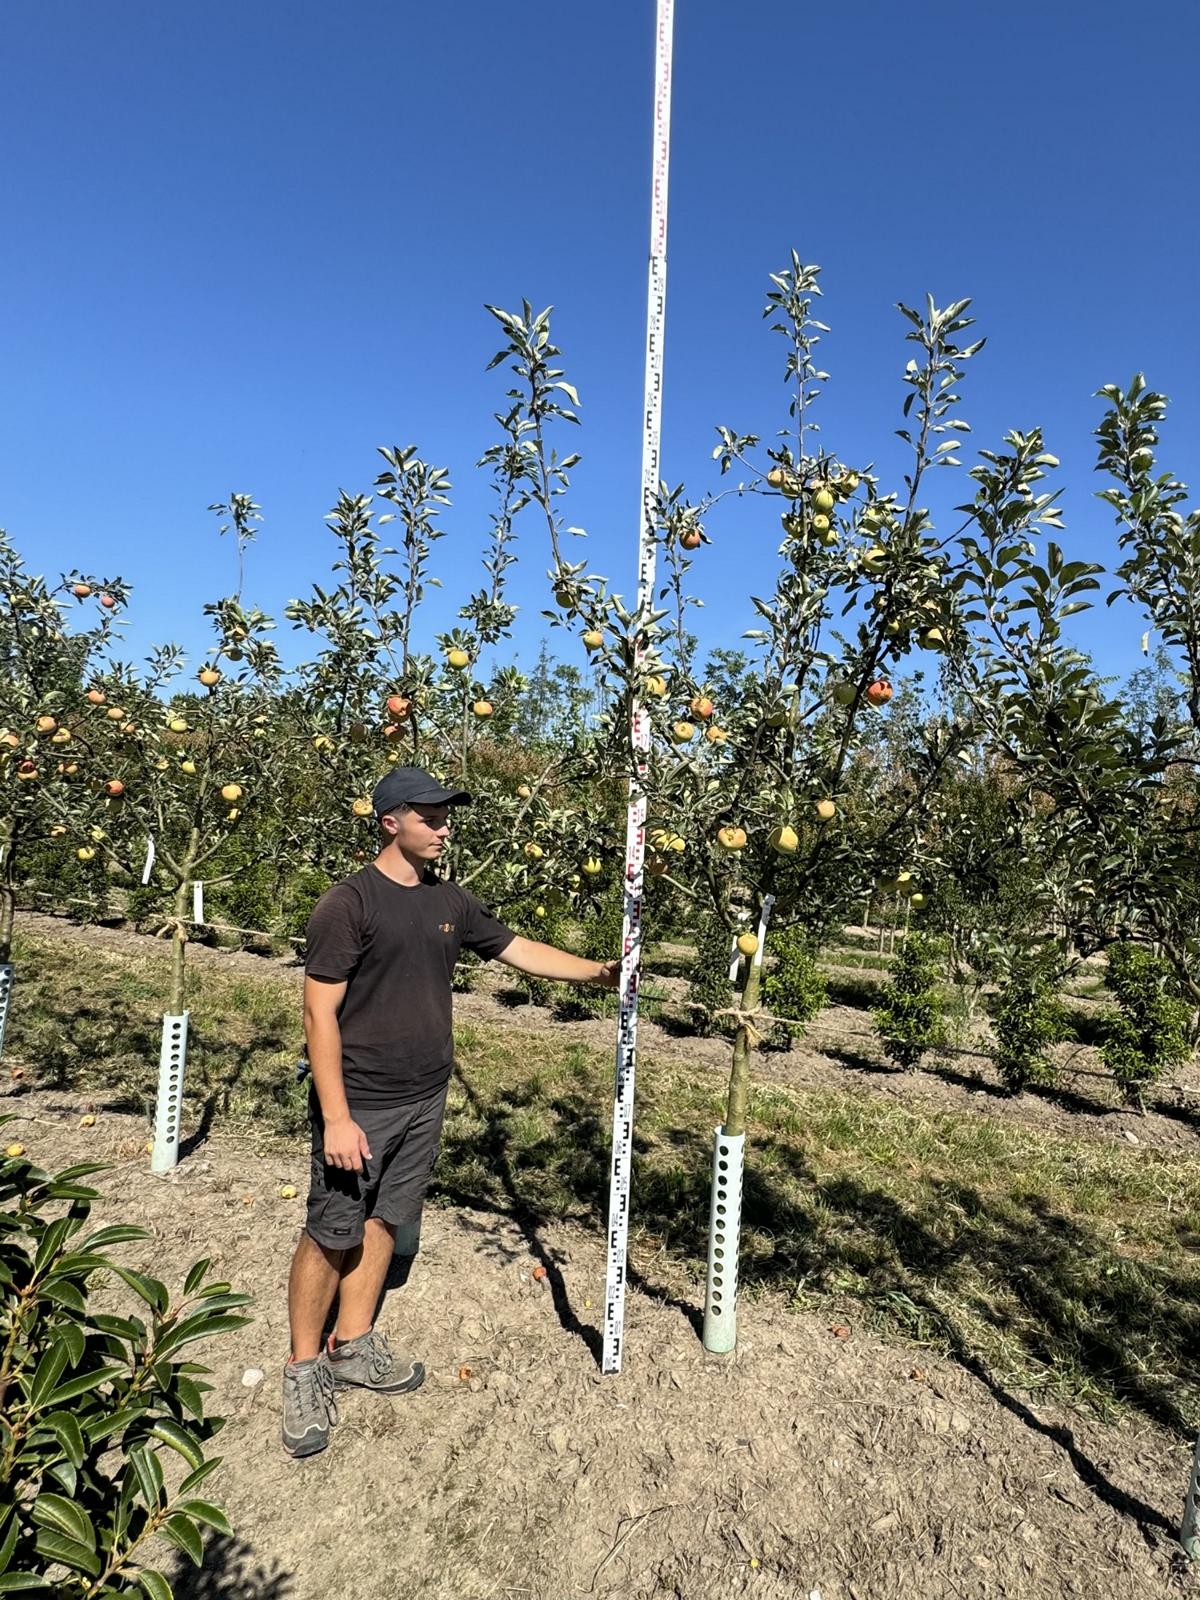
303;976;373;1172
495;936;619;989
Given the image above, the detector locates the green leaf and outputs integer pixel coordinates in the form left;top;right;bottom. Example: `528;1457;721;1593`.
26;1343;69;1408
0;1509;18;1574
40;1279;86;1314
36;1411;84;1468
0;1576;54;1593
178;1458;222;1497
155;1311;252;1359
149;1419;205;1471
82;1225;150;1250
138;1571;174;1600
32;1529;99;1577
45;1362;126;1405
107;1265;168;1313
177;1501;232;1537
182;1258;211;1296
129;1444;164;1509
33;1216;75;1276
31;1493;94;1548
160;1515;203;1567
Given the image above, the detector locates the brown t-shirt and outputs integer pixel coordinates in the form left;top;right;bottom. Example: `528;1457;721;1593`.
304;866;515;1106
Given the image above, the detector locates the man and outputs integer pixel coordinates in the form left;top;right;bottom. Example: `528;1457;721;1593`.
282;765;619;1458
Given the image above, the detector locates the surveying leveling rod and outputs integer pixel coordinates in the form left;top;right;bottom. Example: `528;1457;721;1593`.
602;0;676;1376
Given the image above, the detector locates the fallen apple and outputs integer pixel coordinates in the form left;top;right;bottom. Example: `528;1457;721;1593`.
77;846;96;861
180;760;197;776
516;784;532;799
5;1143;25;1159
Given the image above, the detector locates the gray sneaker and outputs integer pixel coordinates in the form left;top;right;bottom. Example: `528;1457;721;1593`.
328;1329;425;1394
281;1353;338;1458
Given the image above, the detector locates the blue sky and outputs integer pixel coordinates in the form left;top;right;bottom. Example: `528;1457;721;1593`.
4;1;1198;693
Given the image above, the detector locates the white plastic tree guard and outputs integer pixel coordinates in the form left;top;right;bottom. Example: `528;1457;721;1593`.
0;962;12;1061
701;1129;745;1353
151;1012;189;1174
1182;1431;1200;1558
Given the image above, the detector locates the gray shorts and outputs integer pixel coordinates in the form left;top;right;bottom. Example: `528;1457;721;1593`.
305;1084;448;1250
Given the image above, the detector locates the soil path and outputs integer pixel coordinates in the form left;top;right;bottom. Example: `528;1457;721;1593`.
3;1094;1197;1600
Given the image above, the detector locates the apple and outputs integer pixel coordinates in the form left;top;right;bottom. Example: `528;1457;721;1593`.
71;583;92;599
865;679;894;708
313;734;333;750
534;906;546;919
50;824;67;837
17;761;37;780
647;856;668;877
705;725;728;745
120;722;137;736
279;1185;298;1201
831;682;856;707
814;798;837;823
582;630;604;652
104;779;125;797
77;846;96;861
180;760;197;776
168;717;188;734
446;648;471;671
0;731;18;748
680;527;703;550
736;932;759;958
516;784;532;799
671;720;696;744
472;700;494;718
861;545;888;574
106;706;125;721
689;695;715;720
36;715;57;733
909;892;927;910
386;694;411;718
819;525;839;547
5;1143;25;1158
88;826;105;842
382;723;400;740
155;758;169;771
811;486;835;516
765;707;789;729
51;728;71;744
226;808;240;821
645;674;669;699
766;466;800;496
59;762;78;776
894;871;915;894
582;857;603;876
649;828;685;853
198;667;221;687
769;824;799;856
351;798;373;818
811;514;831;539
523;842;544;860
920;627;946;649
781;513;804;538
221;783;243;803
716;825;747;852
99;593;116;609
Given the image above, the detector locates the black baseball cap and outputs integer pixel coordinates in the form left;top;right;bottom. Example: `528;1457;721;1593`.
371;766;473;818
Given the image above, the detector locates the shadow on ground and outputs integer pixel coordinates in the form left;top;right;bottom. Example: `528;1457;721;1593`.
173;1535;294;1600
433;1063;1200;1543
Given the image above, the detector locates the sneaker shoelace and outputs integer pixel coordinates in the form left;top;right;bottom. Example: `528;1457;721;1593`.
294;1357;338;1427
362;1330;395;1383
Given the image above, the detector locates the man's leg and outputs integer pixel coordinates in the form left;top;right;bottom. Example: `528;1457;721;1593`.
332;1216;396;1344
288;1232;344;1362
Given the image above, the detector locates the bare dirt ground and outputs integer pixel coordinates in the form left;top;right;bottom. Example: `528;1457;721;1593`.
3;1095;1198;1600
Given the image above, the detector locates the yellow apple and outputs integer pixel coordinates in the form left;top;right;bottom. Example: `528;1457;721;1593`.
769;824;799;856
716;825;747;852
814;798;837;823
671;720;696;744
198;668;221;687
77;846;96;861
168;717;188;734
645;674;669;698
446;648;471;670
736;932;759;958
582;630;604;652
582;857;603;876
352;798;373;818
811;485;835;516
523;842;544;860
220;783;243;803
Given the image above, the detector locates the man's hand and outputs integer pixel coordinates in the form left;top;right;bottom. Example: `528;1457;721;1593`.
594;959;621;990
323;1115;372;1173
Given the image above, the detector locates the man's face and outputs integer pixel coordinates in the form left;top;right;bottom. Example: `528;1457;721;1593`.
385;803;452;859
